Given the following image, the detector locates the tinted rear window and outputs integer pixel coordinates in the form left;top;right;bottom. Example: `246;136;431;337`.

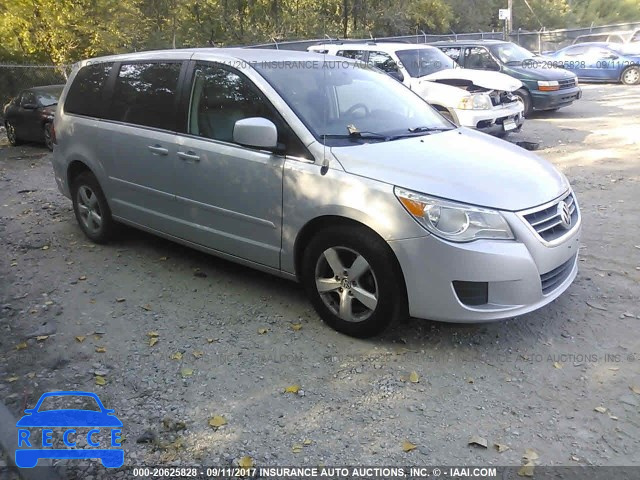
107;62;182;130
65;63;113;117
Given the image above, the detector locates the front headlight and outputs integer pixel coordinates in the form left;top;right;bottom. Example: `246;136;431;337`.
395;187;514;242
537;80;559;91
458;93;493;110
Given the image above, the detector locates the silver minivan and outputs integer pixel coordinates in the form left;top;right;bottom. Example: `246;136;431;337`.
52;49;581;337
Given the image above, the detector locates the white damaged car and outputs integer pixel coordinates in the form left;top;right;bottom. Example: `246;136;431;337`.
308;42;525;136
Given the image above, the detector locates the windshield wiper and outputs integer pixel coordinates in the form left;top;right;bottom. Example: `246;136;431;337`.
321;132;388;141
386;126;452;141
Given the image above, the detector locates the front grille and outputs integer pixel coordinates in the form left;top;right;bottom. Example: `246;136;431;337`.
522;192;579;243
559;78;576;89
540;255;576;294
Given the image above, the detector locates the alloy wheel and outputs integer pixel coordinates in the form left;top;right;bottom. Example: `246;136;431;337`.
314;246;378;323
76;185;103;235
622;67;640;85
6;122;17;144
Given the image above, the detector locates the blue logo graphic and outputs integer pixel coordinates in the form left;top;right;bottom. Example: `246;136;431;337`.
15;391;124;468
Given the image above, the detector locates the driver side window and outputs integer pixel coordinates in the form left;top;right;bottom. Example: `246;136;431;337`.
368;51;400;74
464;47;500;70
187;63;307;156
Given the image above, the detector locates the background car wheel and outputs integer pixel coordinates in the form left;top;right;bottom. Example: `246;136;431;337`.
5;121;21;146
301;225;407;338
43;123;53;151
621;66;640;85
514;89;532;117
71;171;114;244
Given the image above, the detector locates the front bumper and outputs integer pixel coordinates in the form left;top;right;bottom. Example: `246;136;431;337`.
455;101;525;136
531;86;582;111
389;205;581;323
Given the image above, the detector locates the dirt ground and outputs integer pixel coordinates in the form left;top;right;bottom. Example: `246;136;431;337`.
0;84;639;477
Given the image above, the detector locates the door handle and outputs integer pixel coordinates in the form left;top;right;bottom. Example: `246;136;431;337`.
148;145;168;155
177;151;200;162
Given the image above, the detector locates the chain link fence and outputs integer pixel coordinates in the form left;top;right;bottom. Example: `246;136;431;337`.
0;64;70;121
246;21;640;53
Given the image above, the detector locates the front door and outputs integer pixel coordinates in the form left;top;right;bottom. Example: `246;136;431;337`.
172;62;292;269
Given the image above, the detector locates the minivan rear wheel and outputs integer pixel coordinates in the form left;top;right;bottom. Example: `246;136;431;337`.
301;225;407;338
71;171;114;244
43;123;53;151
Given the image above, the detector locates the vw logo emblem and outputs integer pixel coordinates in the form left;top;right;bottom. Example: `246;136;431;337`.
557;201;572;229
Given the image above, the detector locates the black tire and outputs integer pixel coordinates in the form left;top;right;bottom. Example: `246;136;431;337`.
5;121;21;146
621;66;640;85
71;171;114;244
301;225;407;338
514;88;532;117
43;123;53;151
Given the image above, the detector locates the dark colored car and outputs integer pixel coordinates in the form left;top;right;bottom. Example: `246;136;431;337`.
431;40;581;116
3;85;64;150
547;42;640;85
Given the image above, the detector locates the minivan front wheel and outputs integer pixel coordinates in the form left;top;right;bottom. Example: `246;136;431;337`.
71;171;114;243
6;121;20;146
302;225;407;337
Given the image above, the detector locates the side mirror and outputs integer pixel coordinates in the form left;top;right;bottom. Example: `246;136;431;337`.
22;103;38;110
387;70;405;82
605;54;619;60
233;117;278;150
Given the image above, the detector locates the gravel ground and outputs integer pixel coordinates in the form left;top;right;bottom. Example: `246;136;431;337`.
0;84;639;478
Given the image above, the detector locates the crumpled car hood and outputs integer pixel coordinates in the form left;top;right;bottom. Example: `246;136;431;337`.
423;68;523;92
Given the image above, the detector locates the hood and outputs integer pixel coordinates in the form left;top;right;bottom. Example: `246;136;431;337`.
423;68;522;92
330;128;569;212
508;64;576;81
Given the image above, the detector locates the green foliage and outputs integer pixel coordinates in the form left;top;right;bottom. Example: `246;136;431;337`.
1;0;639;65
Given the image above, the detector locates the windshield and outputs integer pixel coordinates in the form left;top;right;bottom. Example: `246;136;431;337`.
253;59;452;145
395;48;457;78
37;88;63;107
490;43;535;64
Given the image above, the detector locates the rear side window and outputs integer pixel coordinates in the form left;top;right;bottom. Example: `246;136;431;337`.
108;62;182;130
337;50;366;61
65;62;113;117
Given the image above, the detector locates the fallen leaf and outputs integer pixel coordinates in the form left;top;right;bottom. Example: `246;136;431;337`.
518;463;535;477
609;415;618;421
466;377;475;384
284;385;300;394
553;362;563;369
238;456;253;468
468;435;488;448
594;406;607;413
292;444;303;453
7;376;19;383
257;328;268;334
586;301;607;311
36;335;49;341
402;441;417;452
494;443;510;453
608;367;620;371
149;337;159;347
180;367;194;377
75;336;86;343
523;448;539;461
291;323;303;331
16;342;28;350
116;298;126;303
208;415;227;428
303;439;312;446
571;455;580;462
42;245;49;250
409;371;420;383
206;338;217;343
192;350;203;359
95;375;106;386
170;352;183;360
44;300;53;306
159;256;168;261
630;385;640;395
78;275;87;281
95;346;106;353
147;331;160;337
26;372;36;379
141;304;152;311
